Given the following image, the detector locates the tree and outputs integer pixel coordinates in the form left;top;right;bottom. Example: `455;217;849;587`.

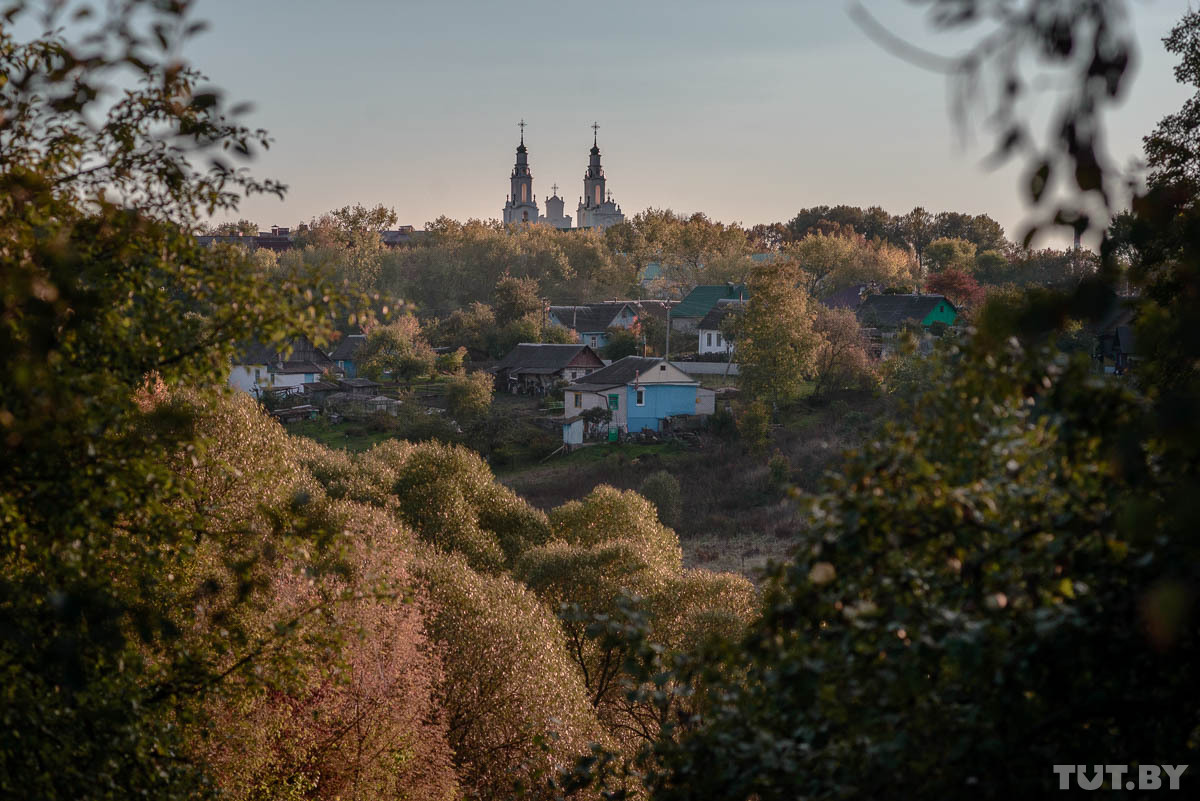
204;219;260;236
923;236;977;273
786;232;916;298
0;3;354;799
601;326;641;360
926;268;987;309
810;306;875;399
359;317;437;381
897;206;936;269
1143;9;1200;193
493;273;543;326
445;371;494;422
732;262;823;407
290;204;398;287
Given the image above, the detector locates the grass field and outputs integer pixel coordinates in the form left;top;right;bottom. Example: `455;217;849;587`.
289;419;396;452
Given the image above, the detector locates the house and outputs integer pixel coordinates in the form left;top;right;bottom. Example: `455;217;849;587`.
820;283;877;311
229;336;340;394
329;333;366;378
670;283;748;333
546;300;672;350
1093;298;1138;374
562;356;707;442
697;299;744;356
855;294;957;330
493;343;606;393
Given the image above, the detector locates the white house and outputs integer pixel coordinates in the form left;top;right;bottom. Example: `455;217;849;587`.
229;337;340;395
697;299;744;356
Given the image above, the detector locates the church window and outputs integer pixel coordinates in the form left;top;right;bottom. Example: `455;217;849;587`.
594;186;601;205
521;184;528;202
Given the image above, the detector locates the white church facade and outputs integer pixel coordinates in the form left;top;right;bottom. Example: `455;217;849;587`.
501;122;625;230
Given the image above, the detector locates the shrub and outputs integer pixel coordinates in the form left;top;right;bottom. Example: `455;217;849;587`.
413;551;603;800
767;450;791;491
736;399;771;452
640;470;682;529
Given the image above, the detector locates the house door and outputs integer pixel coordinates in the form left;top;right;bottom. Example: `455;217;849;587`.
607;394;620;441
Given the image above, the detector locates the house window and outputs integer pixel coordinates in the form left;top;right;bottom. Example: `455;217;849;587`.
636;388;645;406
706;332;712;346
590;335;598;348
574;392;581;408
254;368;261;381
659;364;667;371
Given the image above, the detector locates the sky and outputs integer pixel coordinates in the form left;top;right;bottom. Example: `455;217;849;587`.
188;0;1194;244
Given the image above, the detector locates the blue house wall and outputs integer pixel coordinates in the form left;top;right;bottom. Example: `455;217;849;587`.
625;384;697;433
336;359;357;379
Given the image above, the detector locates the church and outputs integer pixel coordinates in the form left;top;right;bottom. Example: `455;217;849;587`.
501;122;625;230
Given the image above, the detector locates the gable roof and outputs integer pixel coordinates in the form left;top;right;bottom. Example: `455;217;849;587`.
547;303;628;333
234;336;337;371
856;294;954;328
329;333;366;361
494;343;603;373
699;298;745;331
672;283;748;320
570;356;692;387
821;284;873;310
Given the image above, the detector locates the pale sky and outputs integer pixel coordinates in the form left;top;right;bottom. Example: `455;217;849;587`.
190;0;1193;243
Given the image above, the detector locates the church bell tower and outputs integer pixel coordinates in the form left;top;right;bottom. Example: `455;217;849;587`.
503;120;539;224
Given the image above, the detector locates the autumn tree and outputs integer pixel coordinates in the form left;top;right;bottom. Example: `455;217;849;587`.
926;268;987;309
810;306;875;399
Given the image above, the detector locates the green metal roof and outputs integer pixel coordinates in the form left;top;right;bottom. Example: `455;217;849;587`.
671;284;749;319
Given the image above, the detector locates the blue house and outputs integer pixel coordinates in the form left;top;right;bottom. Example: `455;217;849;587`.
562;357;707;442
328;333;365;379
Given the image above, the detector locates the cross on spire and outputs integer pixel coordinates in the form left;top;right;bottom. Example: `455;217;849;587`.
551;183;559;196
591;121;599;145
518;118;526;144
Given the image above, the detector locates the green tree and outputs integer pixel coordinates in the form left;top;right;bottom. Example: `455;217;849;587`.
731;262;822;407
601;325;641;360
923;236;977;273
493;273;543;326
0;4;353;799
445;371;494;422
359;316;436;381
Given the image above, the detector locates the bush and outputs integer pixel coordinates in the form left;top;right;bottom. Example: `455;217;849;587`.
736;399;771;452
639;470;682;529
413;551;603;800
767;450;791;491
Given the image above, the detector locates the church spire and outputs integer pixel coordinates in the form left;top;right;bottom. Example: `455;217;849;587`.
503;119;536;223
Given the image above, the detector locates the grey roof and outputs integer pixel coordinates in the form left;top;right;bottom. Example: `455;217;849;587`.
570;356;690;387
302;381;339;392
234;336;337;372
338;377;380;388
548;303;625;333
494;343;603;373
329;333;366;361
698;299;745;331
821;284;872;310
856;294;951;328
